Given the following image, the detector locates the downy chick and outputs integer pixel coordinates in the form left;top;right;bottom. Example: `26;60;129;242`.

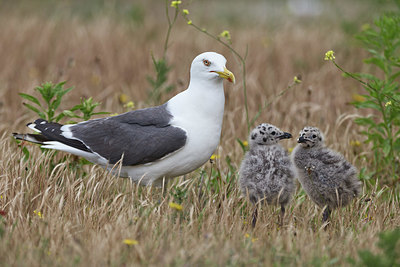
291;126;362;222
239;123;295;227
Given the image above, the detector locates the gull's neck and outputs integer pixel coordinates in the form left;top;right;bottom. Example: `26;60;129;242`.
168;77;225;121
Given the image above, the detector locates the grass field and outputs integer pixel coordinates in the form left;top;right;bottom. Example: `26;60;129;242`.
0;0;399;266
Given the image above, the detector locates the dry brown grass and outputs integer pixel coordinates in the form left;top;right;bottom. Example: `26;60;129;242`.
0;1;399;266
1;134;399;266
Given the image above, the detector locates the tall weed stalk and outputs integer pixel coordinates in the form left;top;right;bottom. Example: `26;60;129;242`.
326;12;400;185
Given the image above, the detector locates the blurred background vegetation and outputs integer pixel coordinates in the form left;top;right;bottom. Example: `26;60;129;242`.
0;1;399;266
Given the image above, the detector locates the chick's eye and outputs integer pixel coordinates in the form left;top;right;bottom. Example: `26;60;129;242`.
312;135;317;138
271;131;276;135
203;59;211;66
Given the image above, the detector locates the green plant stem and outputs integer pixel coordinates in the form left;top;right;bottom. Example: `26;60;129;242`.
163;0;179;60
250;80;298;127
332;60;397;179
332;61;400;105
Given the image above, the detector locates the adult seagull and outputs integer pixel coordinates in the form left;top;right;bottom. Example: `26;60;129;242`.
13;52;235;186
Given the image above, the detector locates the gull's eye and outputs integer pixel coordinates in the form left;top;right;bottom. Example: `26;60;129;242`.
203;59;211;66
312;134;317;138
271;131;276;135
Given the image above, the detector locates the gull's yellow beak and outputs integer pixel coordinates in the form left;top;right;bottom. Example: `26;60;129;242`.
216;67;235;84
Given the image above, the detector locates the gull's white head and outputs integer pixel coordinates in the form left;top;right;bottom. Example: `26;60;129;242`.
190;52;235;84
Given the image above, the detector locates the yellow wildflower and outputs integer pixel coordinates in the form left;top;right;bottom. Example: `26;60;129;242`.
182;9;189;15
385;101;392;107
352;93;366;102
34;210;43;219
219;30;231;40
324;50;335;61
288;147;294;153
169;202;183;211
170;1;182;8
123;239;138;246
243;141;248;147
118;93;129;104
293;76;302;84
210;154;220;160
251;238;258;243
361;23;370;31
350;140;361;147
124;101;135;109
187;20;192;25
91;74;101;85
244;233;250;238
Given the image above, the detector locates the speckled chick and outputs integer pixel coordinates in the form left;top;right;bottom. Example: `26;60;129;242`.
239;123;295;227
291;126;362;222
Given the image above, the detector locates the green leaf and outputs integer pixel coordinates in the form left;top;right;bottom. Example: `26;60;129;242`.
22;146;30;161
236;138;248;153
364;56;386;71
348;72;379;83
354;117;376;126
68;104;82;112
359;167;374;180
389;71;400;82
92;112;110;115
23;103;42;117
355;100;381;110
59;86;74;98
54;113;65;123
52;86;72;110
36;82;55;104
382;139;392;157
51;95;63;111
19;93;41;107
62;110;79;118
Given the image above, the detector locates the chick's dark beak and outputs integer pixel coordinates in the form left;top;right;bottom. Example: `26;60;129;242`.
279;132;292;140
298;136;306;143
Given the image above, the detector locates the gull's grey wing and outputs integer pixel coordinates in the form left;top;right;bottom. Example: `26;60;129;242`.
70;103;187;166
